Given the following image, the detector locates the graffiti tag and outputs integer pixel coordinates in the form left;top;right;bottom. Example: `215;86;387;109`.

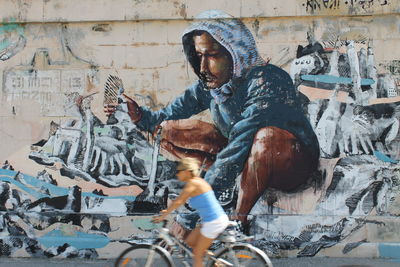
303;0;389;13
3;70;86;116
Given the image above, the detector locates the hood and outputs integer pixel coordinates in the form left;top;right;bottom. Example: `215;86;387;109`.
182;10;265;81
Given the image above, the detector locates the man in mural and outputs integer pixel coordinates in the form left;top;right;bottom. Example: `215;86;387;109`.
105;10;320;229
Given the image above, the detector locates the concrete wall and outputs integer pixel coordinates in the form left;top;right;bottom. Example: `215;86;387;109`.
1;0;400;259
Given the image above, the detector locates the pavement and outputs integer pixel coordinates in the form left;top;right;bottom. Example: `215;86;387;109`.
0;257;400;267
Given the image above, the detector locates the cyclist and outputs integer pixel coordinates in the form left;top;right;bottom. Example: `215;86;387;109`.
153;157;229;267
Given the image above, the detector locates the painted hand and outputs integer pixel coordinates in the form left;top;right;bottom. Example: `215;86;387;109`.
103;94;142;123
123;94;142;123
340;111;374;155
103;103;117;117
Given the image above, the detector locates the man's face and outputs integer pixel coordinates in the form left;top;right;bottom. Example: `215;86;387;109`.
194;32;233;89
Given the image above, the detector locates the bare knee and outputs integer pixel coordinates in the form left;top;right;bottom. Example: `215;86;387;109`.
243;126;316;191
236;126;316;224
185;238;195;248
185;227;201;248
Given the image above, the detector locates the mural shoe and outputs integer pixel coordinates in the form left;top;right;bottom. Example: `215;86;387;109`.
215;186;238;210
228;219;249;236
233;219;244;233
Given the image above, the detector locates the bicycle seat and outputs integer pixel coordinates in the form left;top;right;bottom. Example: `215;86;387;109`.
215;222;238;242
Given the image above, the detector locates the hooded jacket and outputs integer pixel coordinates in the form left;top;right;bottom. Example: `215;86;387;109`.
137;10;319;202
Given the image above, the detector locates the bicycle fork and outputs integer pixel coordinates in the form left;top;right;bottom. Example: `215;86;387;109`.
144;248;157;267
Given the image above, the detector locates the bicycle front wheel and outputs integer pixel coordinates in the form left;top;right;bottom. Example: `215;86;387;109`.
114;244;174;267
207;243;273;267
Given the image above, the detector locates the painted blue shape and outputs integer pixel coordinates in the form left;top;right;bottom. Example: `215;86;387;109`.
0;170;48;199
38;230;109;249
379;243;400;260
0;169;135;201
82;192;135;201
0;169;69;197
373;151;399;164
301;74;375;86
0;21;25;50
0;23;21;34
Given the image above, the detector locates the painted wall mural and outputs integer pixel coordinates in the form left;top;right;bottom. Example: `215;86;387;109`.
0;8;399;260
0;18;26;61
250;31;400;257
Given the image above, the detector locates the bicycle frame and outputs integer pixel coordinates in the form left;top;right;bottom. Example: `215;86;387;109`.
155;221;235;266
158;227;193;256
115;220;272;267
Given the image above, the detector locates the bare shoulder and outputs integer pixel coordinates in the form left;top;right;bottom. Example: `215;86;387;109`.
183;180;197;192
190;177;212;192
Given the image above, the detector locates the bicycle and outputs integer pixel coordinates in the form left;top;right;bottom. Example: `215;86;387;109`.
114;219;273;267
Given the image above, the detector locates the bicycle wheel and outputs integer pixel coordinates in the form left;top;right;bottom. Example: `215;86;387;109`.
114;244;174;267
207;243;273;267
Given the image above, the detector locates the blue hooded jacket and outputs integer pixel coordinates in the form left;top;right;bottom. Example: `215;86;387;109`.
137;10;319;203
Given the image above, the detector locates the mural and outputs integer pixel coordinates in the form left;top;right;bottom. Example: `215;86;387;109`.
0;8;399;260
250;31;400;257
0;18;26;61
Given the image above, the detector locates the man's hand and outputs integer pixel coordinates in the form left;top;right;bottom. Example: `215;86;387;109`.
123;94;142;123
103;94;142;123
103;103;117;117
152;209;168;223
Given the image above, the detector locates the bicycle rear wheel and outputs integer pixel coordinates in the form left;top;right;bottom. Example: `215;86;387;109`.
207;243;273;267
114;244;174;267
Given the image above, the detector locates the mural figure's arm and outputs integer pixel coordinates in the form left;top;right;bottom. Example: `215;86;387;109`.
136;82;212;133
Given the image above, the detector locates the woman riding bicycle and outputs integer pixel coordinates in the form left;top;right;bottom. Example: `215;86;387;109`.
153;157;229;267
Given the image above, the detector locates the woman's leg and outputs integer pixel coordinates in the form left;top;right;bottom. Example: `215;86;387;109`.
185;225;201;248
160;119;227;169
185;226;214;267
235;126;318;225
192;233;214;267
